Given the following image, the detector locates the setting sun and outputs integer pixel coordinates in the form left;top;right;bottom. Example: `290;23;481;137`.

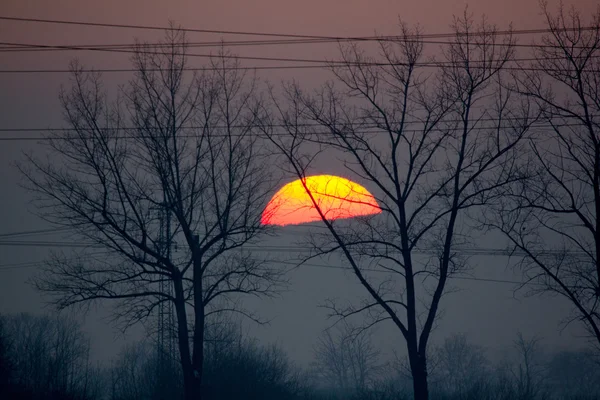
261;175;381;226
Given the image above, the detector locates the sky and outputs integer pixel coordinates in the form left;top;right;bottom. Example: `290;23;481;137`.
0;0;597;368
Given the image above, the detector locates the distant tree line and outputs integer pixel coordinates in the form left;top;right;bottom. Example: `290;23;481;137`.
0;313;103;400
1;312;600;400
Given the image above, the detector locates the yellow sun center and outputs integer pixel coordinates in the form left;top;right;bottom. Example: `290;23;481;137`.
261;175;381;226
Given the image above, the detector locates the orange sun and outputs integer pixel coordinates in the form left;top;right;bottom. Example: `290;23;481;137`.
261;175;381;226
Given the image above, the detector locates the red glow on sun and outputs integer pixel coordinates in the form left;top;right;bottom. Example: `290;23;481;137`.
261;175;381;226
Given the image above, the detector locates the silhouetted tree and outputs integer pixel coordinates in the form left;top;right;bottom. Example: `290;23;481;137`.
0;313;100;400
108;318;310;400
109;340;181;400
483;1;600;349
312;322;384;394
429;333;489;397
510;333;548;400
20;27;285;400
202;319;308;400
261;10;534;400
545;348;600;399
0;316;16;398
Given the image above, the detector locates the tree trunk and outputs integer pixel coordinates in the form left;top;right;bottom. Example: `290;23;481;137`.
173;274;197;400
191;307;204;400
410;351;429;400
192;254;205;400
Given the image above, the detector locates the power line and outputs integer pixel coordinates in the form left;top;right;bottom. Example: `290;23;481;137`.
0;227;73;238
280;260;546;287
0;260;55;270
0;240;103;248
0;131;370;141
0;40;542;65
0;37;596;53
0;243;552;286
0;38;596;65
2;225;580;260
0;18;597;69
0;39;339;51
0;236;582;288
1;18;597;78
3;16;596;41
0;122;591;142
0;239;591;257
0;117;593;132
0;40;367;64
0;58;597;75
0;16;360;40
0;256;530;286
0;249;563;288
0;65;323;74
0;250;111;270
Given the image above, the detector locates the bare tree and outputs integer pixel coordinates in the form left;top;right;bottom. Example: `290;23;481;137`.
312;322;384;394
201;316;308;400
0;313;97;400
110;341;153;400
429;333;489;396
509;333;548;400
484;2;600;348
0;317;11;396
109;339;179;400
546;347;600;399
261;11;533;400
20;27;284;400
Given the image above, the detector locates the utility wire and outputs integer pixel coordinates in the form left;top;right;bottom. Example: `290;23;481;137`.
0;20;598;67
0;250;112;270
0;37;596;52
0;249;568;289
0;39;341;51
0;40;372;64
0;65;324;73
0;40;570;65
0;227;74;238
0;122;590;142
2;16;596;41
0;16;375;40
0;239;591;257
278;260;548;287
0;118;593;132
0;234;582;287
0;59;597;74
0;18;597;74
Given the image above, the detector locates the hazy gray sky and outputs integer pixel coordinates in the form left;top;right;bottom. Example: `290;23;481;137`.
0;0;596;367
